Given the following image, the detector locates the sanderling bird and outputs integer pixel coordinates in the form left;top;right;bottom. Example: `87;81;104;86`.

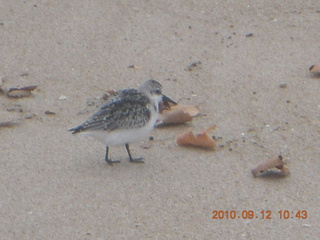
69;79;164;164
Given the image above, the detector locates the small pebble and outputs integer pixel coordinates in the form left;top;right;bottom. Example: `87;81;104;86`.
25;113;36;119
186;61;202;71
86;99;95;106
279;83;287;88
45;110;56;115
59;95;67;100
19;72;29;77
6;104;23;112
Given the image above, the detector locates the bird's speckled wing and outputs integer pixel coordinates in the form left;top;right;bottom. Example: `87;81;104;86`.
70;89;151;134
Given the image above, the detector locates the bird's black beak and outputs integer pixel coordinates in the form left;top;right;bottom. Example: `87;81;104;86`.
162;94;177;106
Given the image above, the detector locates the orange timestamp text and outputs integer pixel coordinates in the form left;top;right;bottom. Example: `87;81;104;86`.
212;210;308;220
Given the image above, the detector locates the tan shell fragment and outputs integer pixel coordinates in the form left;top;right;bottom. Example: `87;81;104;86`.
176;125;216;149
6;85;37;98
157;104;200;125
251;155;290;177
309;63;320;73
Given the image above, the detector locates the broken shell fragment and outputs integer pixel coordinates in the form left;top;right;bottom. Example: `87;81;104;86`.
157;109;193;125
277;165;290;176
309;63;320;73
0;120;20;128
176;125;216;149
45;110;56;115
127;65;142;69
6;85;37;98
157;104;200;126
251;155;290;177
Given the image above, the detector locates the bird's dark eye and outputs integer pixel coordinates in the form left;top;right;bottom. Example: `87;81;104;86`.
154;89;162;94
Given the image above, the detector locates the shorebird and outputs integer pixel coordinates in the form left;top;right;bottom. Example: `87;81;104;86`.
69;79;164;164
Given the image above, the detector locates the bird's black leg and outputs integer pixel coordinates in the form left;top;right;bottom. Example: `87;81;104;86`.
105;146;120;164
125;144;144;163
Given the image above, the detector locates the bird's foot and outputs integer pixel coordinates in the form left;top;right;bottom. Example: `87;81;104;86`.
129;157;144;163
105;159;121;165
